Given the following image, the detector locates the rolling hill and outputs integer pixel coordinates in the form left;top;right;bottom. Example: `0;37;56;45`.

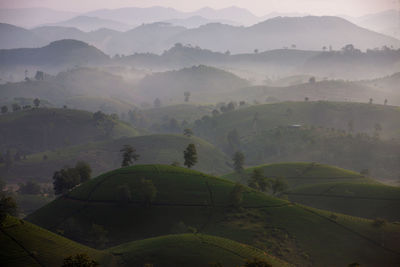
286;182;400;221
193;101;400;181
0;215;116;267
4;134;231;182
0;215;286;267
27;165;400;266
224;162;400;221
108;234;288;267
136;65;250;104
0;108;139;154
223;162;374;188
0;23;45;49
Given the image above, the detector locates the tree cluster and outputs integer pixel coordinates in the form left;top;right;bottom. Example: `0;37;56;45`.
53;161;92;195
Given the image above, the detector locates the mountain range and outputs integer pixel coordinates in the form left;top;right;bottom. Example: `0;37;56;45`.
1;15;399;55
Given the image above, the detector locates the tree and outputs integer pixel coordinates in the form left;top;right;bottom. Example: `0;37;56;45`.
232;151;245;173
53;167;81;195
270;177;289;195
33;98;40;108
4;150;13;172
34;71;44;81
12;103;21;112
229;183;245;209
1;106;8;114
309;77;316;84
18;180;41;195
248;169;270;192
74;161;92;183
154;98;161;108
62;253;99;267
304;97;309;102
120;145;140;167
183;144;198;168
0;196;17;223
184;91;191;102
369;98;373;104
139;178;157;207
183;128;193;137
384;99;388;105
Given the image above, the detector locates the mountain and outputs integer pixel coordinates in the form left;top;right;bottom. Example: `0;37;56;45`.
0;7;77;28
352;10;400;38
191;6;258;25
45;15;132;32
163;16;240;28
0;23;45;49
85;6;185;26
173;16;400;54
0;39;110;69
104;22;186;55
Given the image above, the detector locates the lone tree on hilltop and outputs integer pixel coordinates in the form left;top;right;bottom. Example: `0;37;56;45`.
184;143;198;168
120;145;139;167
232;151;245;174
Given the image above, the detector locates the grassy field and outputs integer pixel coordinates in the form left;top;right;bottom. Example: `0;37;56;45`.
223;162;374;188
27;165;400;266
0;215;116;267
108;233;289;267
5;134;232;182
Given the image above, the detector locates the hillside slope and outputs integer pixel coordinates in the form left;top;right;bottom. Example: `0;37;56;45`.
0;215;116;267
27;165;400;266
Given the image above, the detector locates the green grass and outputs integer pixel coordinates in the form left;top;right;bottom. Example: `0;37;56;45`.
286;182;400;221
15;194;54;217
108;233;289;267
6;134;232;182
27;165;400;266
223;162;374;188
0;215;116;267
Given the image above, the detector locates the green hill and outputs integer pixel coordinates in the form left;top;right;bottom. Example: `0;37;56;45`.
0;215;116;267
0;215;287;267
0;108;139;154
286;182;400;221
27;165;400;266
193;101;400;181
108;234;288;267
223;162;374;188
6;134;231;182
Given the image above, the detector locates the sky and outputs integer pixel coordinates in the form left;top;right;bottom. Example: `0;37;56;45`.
0;0;398;17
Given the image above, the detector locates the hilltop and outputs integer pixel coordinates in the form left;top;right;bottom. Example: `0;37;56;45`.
27;165;400;266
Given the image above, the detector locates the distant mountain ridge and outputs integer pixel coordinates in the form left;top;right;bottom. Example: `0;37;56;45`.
1;15;399;55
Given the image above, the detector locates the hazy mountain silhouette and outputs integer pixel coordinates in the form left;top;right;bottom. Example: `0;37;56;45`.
44;15;132;32
0;7;77;28
0;39;109;68
0;23;45;49
163;16;240;28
